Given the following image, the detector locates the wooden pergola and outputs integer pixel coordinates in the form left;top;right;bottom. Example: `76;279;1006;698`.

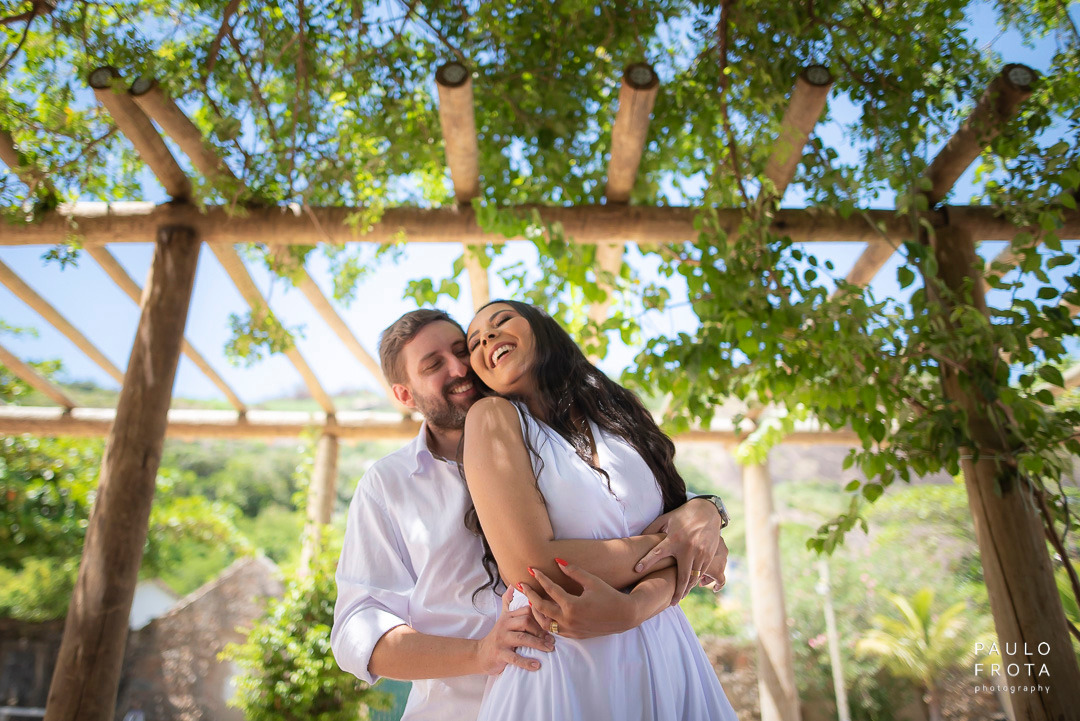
2;59;1079;721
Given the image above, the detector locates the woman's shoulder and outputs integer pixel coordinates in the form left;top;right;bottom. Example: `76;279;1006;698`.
464;396;523;432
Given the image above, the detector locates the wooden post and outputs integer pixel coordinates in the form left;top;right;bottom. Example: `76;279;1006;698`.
742;460;801;721
740;67;833;719
817;560;850;721
927;224;1080;718
43;224;200;721
299;431;340;576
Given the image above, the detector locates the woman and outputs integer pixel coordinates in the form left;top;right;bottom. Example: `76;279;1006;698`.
462;300;735;720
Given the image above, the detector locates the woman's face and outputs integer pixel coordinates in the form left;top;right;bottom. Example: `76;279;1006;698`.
466;303;538;400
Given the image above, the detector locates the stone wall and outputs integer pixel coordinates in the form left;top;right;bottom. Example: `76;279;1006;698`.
116;555;283;721
0;618;63;710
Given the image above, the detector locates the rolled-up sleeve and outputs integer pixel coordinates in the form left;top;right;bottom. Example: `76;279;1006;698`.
332;476;415;685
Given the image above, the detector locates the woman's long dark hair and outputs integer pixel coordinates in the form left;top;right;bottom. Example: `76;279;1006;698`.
462;299;687;600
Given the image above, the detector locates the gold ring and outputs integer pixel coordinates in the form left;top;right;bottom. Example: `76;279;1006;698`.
549;620;559;634
690;569;702;578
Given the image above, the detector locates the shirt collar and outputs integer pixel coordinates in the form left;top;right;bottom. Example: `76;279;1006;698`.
410;421;460;477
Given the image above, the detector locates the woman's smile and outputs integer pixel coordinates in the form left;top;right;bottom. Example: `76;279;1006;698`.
489;342;517;368
467;303;538;400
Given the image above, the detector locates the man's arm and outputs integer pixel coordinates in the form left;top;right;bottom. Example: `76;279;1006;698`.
332;477;550;683
370;588;553;678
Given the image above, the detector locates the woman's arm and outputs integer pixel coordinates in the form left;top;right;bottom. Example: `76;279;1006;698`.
519;561;679;639
463;397;674;593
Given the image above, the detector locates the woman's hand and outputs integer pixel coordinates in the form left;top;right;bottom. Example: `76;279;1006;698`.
634;497;723;604
700;537;729;592
474;586;555;674
515;561;641;640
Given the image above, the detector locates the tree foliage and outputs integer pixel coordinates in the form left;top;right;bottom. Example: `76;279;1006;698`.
0;431;251;619
2;0;1079;653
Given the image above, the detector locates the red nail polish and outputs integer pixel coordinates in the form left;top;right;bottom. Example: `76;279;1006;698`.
555;558;568;567
515;582;524;592
528;567;536;577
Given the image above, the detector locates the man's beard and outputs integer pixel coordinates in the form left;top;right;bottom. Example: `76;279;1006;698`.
411;376;476;431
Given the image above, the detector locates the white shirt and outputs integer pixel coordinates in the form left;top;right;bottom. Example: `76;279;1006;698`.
332;425;497;721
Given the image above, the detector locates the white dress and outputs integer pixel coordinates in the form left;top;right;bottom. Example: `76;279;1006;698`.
476;405;738;721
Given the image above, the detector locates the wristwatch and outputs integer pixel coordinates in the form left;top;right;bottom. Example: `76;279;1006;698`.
695;494;730;530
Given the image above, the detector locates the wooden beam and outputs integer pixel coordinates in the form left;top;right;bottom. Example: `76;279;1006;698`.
0;341;76;409
0;405;418;440
208;244;336;414
436;61;480;203
983;163;1078;289
844;64;1038;287
83;244;247;413
435;61;489;310
128;79;235;186
0;404;861;444
9;202;1077;249
1065;363;1080;391
0;258;125;384
289;265;405;412
88;68;191;201
45;224;201;721
129;88;399;413
0;127;23;175
763;65;833;198
605;63;660;203
588;63;661;345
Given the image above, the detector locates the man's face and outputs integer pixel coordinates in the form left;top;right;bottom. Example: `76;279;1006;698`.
394;321;479;431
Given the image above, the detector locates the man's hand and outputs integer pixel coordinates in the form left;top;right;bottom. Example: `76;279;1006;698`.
516;561;640;640
635;497;723;604
474;586;555;674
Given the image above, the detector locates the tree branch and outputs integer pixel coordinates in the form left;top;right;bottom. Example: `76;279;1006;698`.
716;0;750;207
205;0;242;83
0;13;33;74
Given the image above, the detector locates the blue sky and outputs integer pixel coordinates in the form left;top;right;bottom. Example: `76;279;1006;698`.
1;4;1077;405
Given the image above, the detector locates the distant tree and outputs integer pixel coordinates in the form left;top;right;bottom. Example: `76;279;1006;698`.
0;433;250;619
856;588;989;721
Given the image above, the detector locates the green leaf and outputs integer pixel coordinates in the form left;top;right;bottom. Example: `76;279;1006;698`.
898;266;915;289
1037;365;1065;388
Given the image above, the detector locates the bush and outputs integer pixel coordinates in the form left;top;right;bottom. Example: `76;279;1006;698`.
221;541;390;721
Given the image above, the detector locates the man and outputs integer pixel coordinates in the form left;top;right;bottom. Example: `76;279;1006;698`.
332;309;729;720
